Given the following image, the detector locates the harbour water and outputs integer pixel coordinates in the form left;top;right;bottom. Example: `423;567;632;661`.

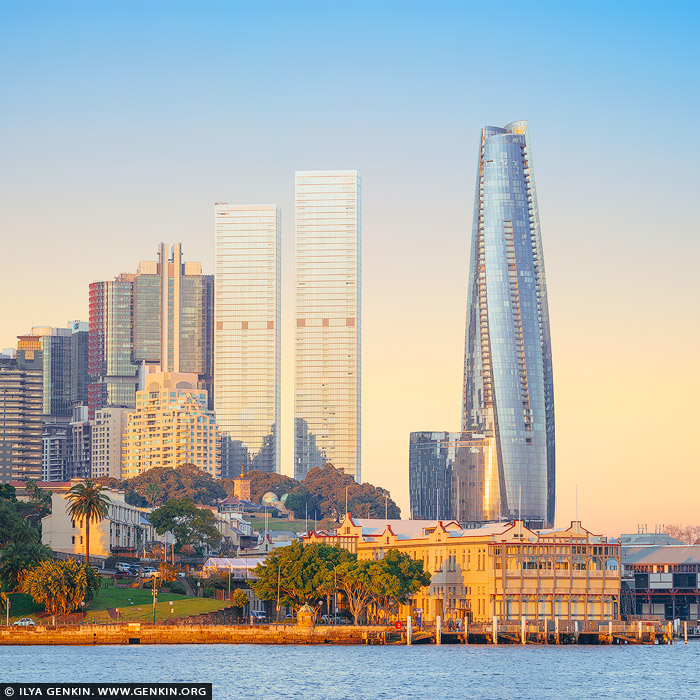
2;643;699;700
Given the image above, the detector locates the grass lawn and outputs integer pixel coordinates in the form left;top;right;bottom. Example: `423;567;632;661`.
5;592;43;623
4;578;231;625
248;518;307;533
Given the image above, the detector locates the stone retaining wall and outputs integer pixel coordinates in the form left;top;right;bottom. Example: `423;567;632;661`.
0;625;393;646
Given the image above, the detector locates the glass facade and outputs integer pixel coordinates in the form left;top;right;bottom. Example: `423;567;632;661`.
408;431;458;520
89;245;214;419
214;204;281;477
294;170;361;482
462;121;555;527
88;276;139;418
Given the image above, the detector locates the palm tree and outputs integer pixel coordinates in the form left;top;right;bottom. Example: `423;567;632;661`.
65;480;111;567
145;483;161;506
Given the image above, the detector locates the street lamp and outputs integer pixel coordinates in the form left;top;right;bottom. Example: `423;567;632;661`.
152;573;160;623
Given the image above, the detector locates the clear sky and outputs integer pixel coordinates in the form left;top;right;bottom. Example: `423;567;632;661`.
1;1;698;535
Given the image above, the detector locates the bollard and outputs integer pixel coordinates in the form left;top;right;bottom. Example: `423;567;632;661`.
406;616;412;646
555;616;559;645
684;621;688;645
492;615;498;645
521;616;526;645
464;621;469;645
436;616;441;645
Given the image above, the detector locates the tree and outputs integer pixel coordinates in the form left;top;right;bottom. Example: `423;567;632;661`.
665;524;700;545
240;471;300;503
300;463;401;523
123;464;226;506
372;550;431;621
0;484;17;501
251;542;354;611
149;498;222;554
20;558;101;616
0;499;23;548
231;588;248;613
145;483;161;505
336;559;378;625
284;489;322;522
65;480;111;566
0;538;53;591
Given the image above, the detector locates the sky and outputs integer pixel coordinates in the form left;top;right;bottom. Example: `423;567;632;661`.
1;1;698;536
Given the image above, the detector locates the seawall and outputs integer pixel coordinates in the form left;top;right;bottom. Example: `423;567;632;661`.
0;624;393;646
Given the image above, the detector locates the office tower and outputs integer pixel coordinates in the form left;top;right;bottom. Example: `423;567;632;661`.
88;244;214;418
91;406;132;480
409;432;458;520
22;322;89;417
294;171;361;482
0;347;43;483
122;372;220;479
214;204;281;477
89;274;139;416
462;121;555;527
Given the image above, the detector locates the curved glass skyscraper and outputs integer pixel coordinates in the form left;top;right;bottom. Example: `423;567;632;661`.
461;121;555;527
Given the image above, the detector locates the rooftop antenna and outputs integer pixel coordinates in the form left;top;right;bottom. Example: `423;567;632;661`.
385;494;388;522
305;501;308;533
518;484;522;521
575;485;579;521
345;485;348;515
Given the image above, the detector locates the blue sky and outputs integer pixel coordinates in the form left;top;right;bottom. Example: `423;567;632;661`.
1;1;698;532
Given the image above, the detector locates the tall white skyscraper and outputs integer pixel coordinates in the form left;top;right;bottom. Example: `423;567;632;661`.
294;170;361;482
215;204;281;476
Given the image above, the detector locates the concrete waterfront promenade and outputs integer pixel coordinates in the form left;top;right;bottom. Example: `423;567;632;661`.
0;619;677;646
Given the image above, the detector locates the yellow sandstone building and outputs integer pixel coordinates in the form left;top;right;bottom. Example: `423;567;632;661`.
122;371;221;478
306;515;621;623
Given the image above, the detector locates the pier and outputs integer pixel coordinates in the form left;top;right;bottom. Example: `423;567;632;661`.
0;619;676;646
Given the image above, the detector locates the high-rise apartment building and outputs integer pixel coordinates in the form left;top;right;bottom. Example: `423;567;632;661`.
0;347;43;483
122;372;220;479
214;204;281;477
88;244;213;418
462;121;555;527
90;406;132;480
294;171;361;482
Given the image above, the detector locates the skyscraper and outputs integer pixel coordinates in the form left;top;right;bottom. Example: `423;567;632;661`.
0;347;43;483
294;170;361;482
462;121;555;527
88;244;213;418
214;204;280;477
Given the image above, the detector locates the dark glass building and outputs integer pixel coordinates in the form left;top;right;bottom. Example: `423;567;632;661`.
462;121;555;527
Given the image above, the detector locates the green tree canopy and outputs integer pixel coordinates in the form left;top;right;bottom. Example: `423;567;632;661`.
20;558;101;616
124;464;226;506
251;542;354;610
0;537;53;591
371;550;431;620
230;471;300;503
231;588;248;611
149;498;222;554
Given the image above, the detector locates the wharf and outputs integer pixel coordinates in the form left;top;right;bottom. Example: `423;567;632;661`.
0;619;677;646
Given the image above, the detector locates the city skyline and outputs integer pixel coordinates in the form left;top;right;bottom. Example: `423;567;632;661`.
1;2;697;535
